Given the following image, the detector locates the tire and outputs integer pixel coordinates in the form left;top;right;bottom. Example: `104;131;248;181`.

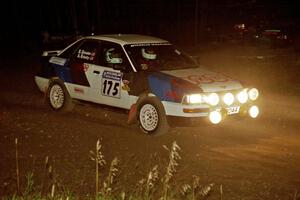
137;97;169;136
47;79;74;112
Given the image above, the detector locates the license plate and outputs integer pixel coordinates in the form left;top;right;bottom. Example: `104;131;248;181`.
226;106;240;115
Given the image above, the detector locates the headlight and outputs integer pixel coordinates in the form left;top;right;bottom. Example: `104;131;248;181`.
184;94;204;104
248;88;259;101
184;93;219;106
237;90;248;104
206;93;219;106
223;92;234;106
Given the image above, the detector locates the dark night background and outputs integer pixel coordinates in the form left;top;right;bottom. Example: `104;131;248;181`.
1;0;300;48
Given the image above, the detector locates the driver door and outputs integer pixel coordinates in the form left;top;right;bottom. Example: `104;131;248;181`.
87;41;133;109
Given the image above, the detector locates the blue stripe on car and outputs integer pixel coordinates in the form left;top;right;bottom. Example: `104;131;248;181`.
52;63;73;83
147;72;202;103
148;72;173;101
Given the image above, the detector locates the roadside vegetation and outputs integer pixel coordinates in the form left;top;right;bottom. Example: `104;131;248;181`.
1;138;217;200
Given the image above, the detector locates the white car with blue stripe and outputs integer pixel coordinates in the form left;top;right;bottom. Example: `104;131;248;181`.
35;34;259;135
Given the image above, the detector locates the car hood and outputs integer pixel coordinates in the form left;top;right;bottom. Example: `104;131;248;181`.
162;67;243;93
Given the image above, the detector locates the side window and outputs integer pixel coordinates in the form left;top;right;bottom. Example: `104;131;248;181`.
98;42;130;70
59;40;83;59
73;40;100;65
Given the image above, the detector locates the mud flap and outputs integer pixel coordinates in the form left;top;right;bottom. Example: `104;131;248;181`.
127;103;137;124
43;86;49;103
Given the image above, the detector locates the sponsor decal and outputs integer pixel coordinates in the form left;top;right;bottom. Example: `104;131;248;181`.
122;80;130;85
122;84;130;91
101;71;122;98
122;79;130;91
186;74;230;84
49;57;67;66
83;63;89;72
74;87;84;94
102;71;122;81
130;42;171;47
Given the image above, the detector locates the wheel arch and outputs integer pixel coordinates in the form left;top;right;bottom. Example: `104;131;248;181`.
136;92;167;116
127;91;166;124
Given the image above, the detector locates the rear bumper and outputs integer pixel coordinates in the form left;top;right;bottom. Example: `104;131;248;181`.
162;101;209;117
34;76;49;93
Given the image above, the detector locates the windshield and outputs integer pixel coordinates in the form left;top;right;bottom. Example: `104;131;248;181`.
124;43;198;71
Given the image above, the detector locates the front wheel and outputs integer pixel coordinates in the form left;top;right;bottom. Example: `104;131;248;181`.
137;97;169;136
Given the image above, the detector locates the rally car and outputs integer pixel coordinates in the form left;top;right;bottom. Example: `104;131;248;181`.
35;34;259;135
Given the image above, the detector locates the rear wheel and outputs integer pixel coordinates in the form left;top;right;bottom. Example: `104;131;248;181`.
137;97;169;136
47;79;74;112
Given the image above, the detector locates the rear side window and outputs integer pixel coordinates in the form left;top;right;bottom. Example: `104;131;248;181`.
73;40;100;65
59;40;83;58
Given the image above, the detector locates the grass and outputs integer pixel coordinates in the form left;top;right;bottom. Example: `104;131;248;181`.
89;139;106;199
3;137;300;200
1;138;217;200
15;138;20;195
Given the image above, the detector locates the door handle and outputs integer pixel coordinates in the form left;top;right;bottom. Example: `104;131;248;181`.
93;70;100;74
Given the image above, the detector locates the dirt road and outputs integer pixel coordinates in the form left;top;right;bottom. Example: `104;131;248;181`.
1;47;300;200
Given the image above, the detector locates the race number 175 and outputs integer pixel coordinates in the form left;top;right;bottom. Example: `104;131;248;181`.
102;79;120;98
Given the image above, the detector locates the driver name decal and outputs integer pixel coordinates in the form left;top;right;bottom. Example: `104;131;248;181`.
77;49;96;61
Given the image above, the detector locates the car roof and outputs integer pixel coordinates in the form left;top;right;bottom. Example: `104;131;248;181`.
85;34;169;45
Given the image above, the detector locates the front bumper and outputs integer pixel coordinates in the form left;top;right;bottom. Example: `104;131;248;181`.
162;100;259;124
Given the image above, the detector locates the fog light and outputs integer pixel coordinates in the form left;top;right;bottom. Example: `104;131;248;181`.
249;105;259;118
223;92;234;106
209;111;222;124
248;88;259;101
206;93;219;106
237;90;248;104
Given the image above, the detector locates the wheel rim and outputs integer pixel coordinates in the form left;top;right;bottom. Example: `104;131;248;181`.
49;84;65;109
139;104;159;132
